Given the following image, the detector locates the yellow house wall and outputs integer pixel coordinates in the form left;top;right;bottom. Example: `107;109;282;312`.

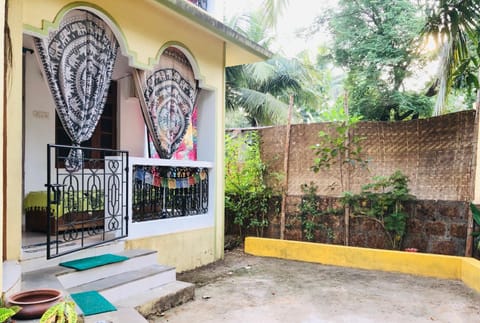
0;0;5;293
5;0;230;270
125;227;216;272
23;0;224;72
5;0;23;261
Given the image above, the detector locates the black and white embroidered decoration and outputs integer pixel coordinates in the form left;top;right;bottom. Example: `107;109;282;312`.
34;10;118;171
134;47;198;159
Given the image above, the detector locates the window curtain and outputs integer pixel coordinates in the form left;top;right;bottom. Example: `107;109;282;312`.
34;10;119;170
133;47;199;160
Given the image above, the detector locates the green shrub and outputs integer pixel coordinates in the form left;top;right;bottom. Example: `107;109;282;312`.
299;182;335;242
225;132;278;238
342;171;414;249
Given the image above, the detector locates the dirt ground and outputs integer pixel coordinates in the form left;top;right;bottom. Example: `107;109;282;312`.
153;248;480;323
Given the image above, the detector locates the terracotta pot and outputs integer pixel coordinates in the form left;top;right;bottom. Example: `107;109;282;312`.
7;288;62;319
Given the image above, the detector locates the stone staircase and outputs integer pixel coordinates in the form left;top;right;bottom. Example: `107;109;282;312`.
14;241;194;322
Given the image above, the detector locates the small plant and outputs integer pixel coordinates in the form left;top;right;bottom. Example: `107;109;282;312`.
40;299;77;323
0;300;21;323
310;112;369;245
299;182;335;242
342;171;414;250
311;114;368;192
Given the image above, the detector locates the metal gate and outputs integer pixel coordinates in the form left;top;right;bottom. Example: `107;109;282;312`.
45;144;129;259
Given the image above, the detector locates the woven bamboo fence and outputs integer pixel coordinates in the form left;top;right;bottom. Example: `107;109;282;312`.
257;110;477;201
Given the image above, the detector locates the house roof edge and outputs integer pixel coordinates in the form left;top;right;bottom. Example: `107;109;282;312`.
154;0;273;63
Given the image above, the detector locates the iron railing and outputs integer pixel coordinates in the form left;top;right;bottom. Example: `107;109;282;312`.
45;144;129;259
132;165;208;222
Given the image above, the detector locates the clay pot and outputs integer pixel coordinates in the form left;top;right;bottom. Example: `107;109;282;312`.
7;288;62;319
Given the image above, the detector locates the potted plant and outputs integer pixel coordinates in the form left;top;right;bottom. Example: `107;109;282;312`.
7;289;62;320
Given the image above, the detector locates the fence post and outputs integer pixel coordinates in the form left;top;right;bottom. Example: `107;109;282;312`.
280;95;294;240
344;91;350;246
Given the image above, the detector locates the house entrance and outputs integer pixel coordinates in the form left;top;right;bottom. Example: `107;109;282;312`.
41;144;128;259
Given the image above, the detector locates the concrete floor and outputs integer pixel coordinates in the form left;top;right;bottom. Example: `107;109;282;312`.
155;249;480;323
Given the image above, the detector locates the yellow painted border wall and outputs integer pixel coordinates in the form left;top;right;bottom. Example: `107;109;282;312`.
245;237;480;293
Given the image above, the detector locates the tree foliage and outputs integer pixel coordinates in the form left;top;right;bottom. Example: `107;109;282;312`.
329;0;433;120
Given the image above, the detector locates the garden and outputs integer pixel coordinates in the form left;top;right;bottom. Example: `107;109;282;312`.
225;110;479;257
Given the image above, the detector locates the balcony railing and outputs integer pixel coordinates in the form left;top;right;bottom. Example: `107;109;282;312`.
132;164;209;222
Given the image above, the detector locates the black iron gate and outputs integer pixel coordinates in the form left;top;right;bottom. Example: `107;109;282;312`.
45;144;129;259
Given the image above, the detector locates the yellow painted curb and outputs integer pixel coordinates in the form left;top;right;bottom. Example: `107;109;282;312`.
244;237;480;293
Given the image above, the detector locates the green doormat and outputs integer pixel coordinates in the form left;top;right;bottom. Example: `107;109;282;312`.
71;291;116;316
59;253;129;271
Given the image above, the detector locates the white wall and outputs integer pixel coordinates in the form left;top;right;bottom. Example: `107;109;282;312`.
117;76;147;157
24;50;56;193
196;89;216;162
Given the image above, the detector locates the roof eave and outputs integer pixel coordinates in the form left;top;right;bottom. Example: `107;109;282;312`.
154;0;273;66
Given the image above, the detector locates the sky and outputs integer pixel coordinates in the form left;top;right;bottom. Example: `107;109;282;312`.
222;0;338;58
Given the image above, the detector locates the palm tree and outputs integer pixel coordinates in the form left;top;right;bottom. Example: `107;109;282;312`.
422;0;480;115
225;0;326;126
226;54;308;126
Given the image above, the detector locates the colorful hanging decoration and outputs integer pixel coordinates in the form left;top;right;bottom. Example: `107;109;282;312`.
134;47;198;159
148;106;198;161
134;167;207;189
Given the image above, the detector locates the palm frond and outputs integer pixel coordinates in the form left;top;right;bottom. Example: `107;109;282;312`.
236;87;289;125
243;62;276;86
261;0;290;30
423;0;480;114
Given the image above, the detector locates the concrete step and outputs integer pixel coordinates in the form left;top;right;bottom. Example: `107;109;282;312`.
67;264;177;303
82;307;148;323
57;249;158;289
2;260;22;298
116;280;195;319
16;247;195;322
21;240;126;273
15;307;149;323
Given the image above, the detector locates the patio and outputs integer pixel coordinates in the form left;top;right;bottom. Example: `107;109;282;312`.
158;247;480;322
